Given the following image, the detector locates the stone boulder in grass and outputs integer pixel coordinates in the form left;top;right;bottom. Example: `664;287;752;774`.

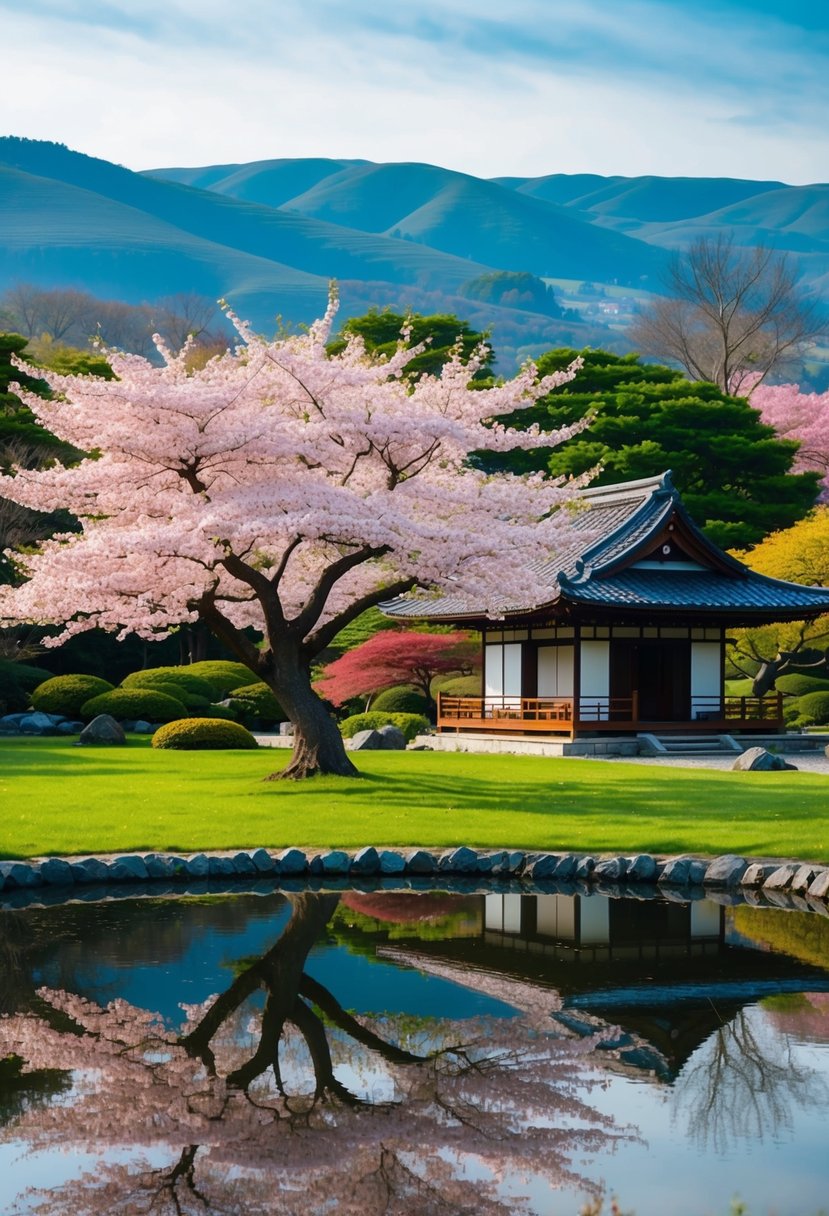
77;714;126;746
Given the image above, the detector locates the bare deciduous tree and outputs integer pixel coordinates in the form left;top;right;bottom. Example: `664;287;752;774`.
630;236;825;394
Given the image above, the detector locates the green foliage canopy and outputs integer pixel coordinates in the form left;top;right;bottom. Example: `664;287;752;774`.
481;348;820;549
328;309;493;380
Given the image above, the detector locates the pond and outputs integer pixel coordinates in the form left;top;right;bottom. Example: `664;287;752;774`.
1;885;829;1215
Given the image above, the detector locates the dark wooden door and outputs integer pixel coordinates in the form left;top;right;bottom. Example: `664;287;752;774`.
610;639;690;722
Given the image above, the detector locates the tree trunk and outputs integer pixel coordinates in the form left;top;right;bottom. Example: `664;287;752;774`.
261;644;358;780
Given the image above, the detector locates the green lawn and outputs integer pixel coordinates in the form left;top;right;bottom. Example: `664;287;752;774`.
2;737;828;863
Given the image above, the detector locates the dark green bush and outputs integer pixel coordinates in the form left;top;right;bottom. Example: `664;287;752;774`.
31;674;115;716
185;703;238;721
371;685;429;715
432;674;481;698
227;682;284;723
339;711;430;743
0;659;53;693
793;690;829;727
152;717;258;750
122;668;218;700
80;688;188;723
0;673;28;714
185;660;256;694
775;673;829;698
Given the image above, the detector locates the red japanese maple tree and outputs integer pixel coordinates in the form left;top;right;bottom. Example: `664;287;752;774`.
317;629;478;711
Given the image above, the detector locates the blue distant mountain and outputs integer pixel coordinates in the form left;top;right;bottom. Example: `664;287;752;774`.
1;137;827;352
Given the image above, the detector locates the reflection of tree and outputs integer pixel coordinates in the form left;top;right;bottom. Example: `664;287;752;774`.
671;1006;828;1153
0;894;629;1216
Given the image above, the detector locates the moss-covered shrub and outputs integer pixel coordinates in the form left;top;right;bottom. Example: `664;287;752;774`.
80;687;188;723
339;711;430;743
792;690;829;727
152;717;258;750
185;660;256;694
775;673;829;698
0;659;54;693
31;674;115;716
122;668;218;700
371;685;429;715
185;703;238;721
227;683;284;724
432;674;481;698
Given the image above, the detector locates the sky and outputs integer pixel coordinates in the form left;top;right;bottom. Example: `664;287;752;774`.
1;0;827;183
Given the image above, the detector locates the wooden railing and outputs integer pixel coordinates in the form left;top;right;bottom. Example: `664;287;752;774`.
436;692;784;736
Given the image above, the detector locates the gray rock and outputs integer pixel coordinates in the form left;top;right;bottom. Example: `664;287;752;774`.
279;721;294;736
351;847;380;875
528;854;559;879
348;729;384;751
791;865;819;893
77;714;126;746
658;857;691;886
763;863;799;891
117;855;150;880
109;861;142;882
57;720;84;734
494;851;525;875
133;720;155;734
0;713;27;727
705;854;749;886
277;848;307;874
439;847;478;874
185;854;210;877
475;853;495;873
553;854;578;880
593;856;628;882
731;747;794;772
19;711;59;735
308;854;325;875
72;856;111;885
320;850;350;875
232;851;257;876
742;862;778;886
379;850;405;874
208;856;236;877
405;849;436;874
0;862;41;888
807;870;829;900
626;854;657;883
688;859;708;886
377;724;406;750
39;858;74;886
167;856;190;878
251;848;276;873
144;854;174;878
575;855;596;880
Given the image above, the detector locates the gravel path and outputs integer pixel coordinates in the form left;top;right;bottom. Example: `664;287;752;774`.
599;750;829;773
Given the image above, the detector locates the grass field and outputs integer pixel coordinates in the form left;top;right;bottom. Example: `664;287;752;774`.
2;737;829;863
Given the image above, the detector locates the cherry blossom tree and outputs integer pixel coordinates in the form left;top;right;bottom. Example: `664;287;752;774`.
0;294;587;778
316;628;478;712
751;381;829;499
0;893;627;1216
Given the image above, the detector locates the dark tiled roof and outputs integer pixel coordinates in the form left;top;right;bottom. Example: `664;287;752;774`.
381;471;829;623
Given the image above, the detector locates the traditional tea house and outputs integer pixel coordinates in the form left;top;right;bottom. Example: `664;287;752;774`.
381;472;829;740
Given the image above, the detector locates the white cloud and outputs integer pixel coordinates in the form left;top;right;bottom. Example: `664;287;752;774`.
0;0;826;182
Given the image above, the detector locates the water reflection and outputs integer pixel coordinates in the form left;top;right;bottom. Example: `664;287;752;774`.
0;889;828;1216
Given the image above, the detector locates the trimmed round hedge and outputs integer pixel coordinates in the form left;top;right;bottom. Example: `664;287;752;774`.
185;660;257;694
122;668;218;700
793;690;829;727
152;717;259;750
32;674;115;716
775;673;829;698
227;683;284;723
371;685;429;715
80;687;188;723
339;711;430;743
431;674;481;698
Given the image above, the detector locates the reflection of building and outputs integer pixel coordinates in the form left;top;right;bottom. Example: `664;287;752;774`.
383;473;829;741
385;894;829;1081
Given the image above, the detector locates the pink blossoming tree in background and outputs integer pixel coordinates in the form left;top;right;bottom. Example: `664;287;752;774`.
750;382;829;500
0;295;586;777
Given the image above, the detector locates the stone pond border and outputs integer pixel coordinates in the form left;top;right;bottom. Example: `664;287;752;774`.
2;846;829;915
